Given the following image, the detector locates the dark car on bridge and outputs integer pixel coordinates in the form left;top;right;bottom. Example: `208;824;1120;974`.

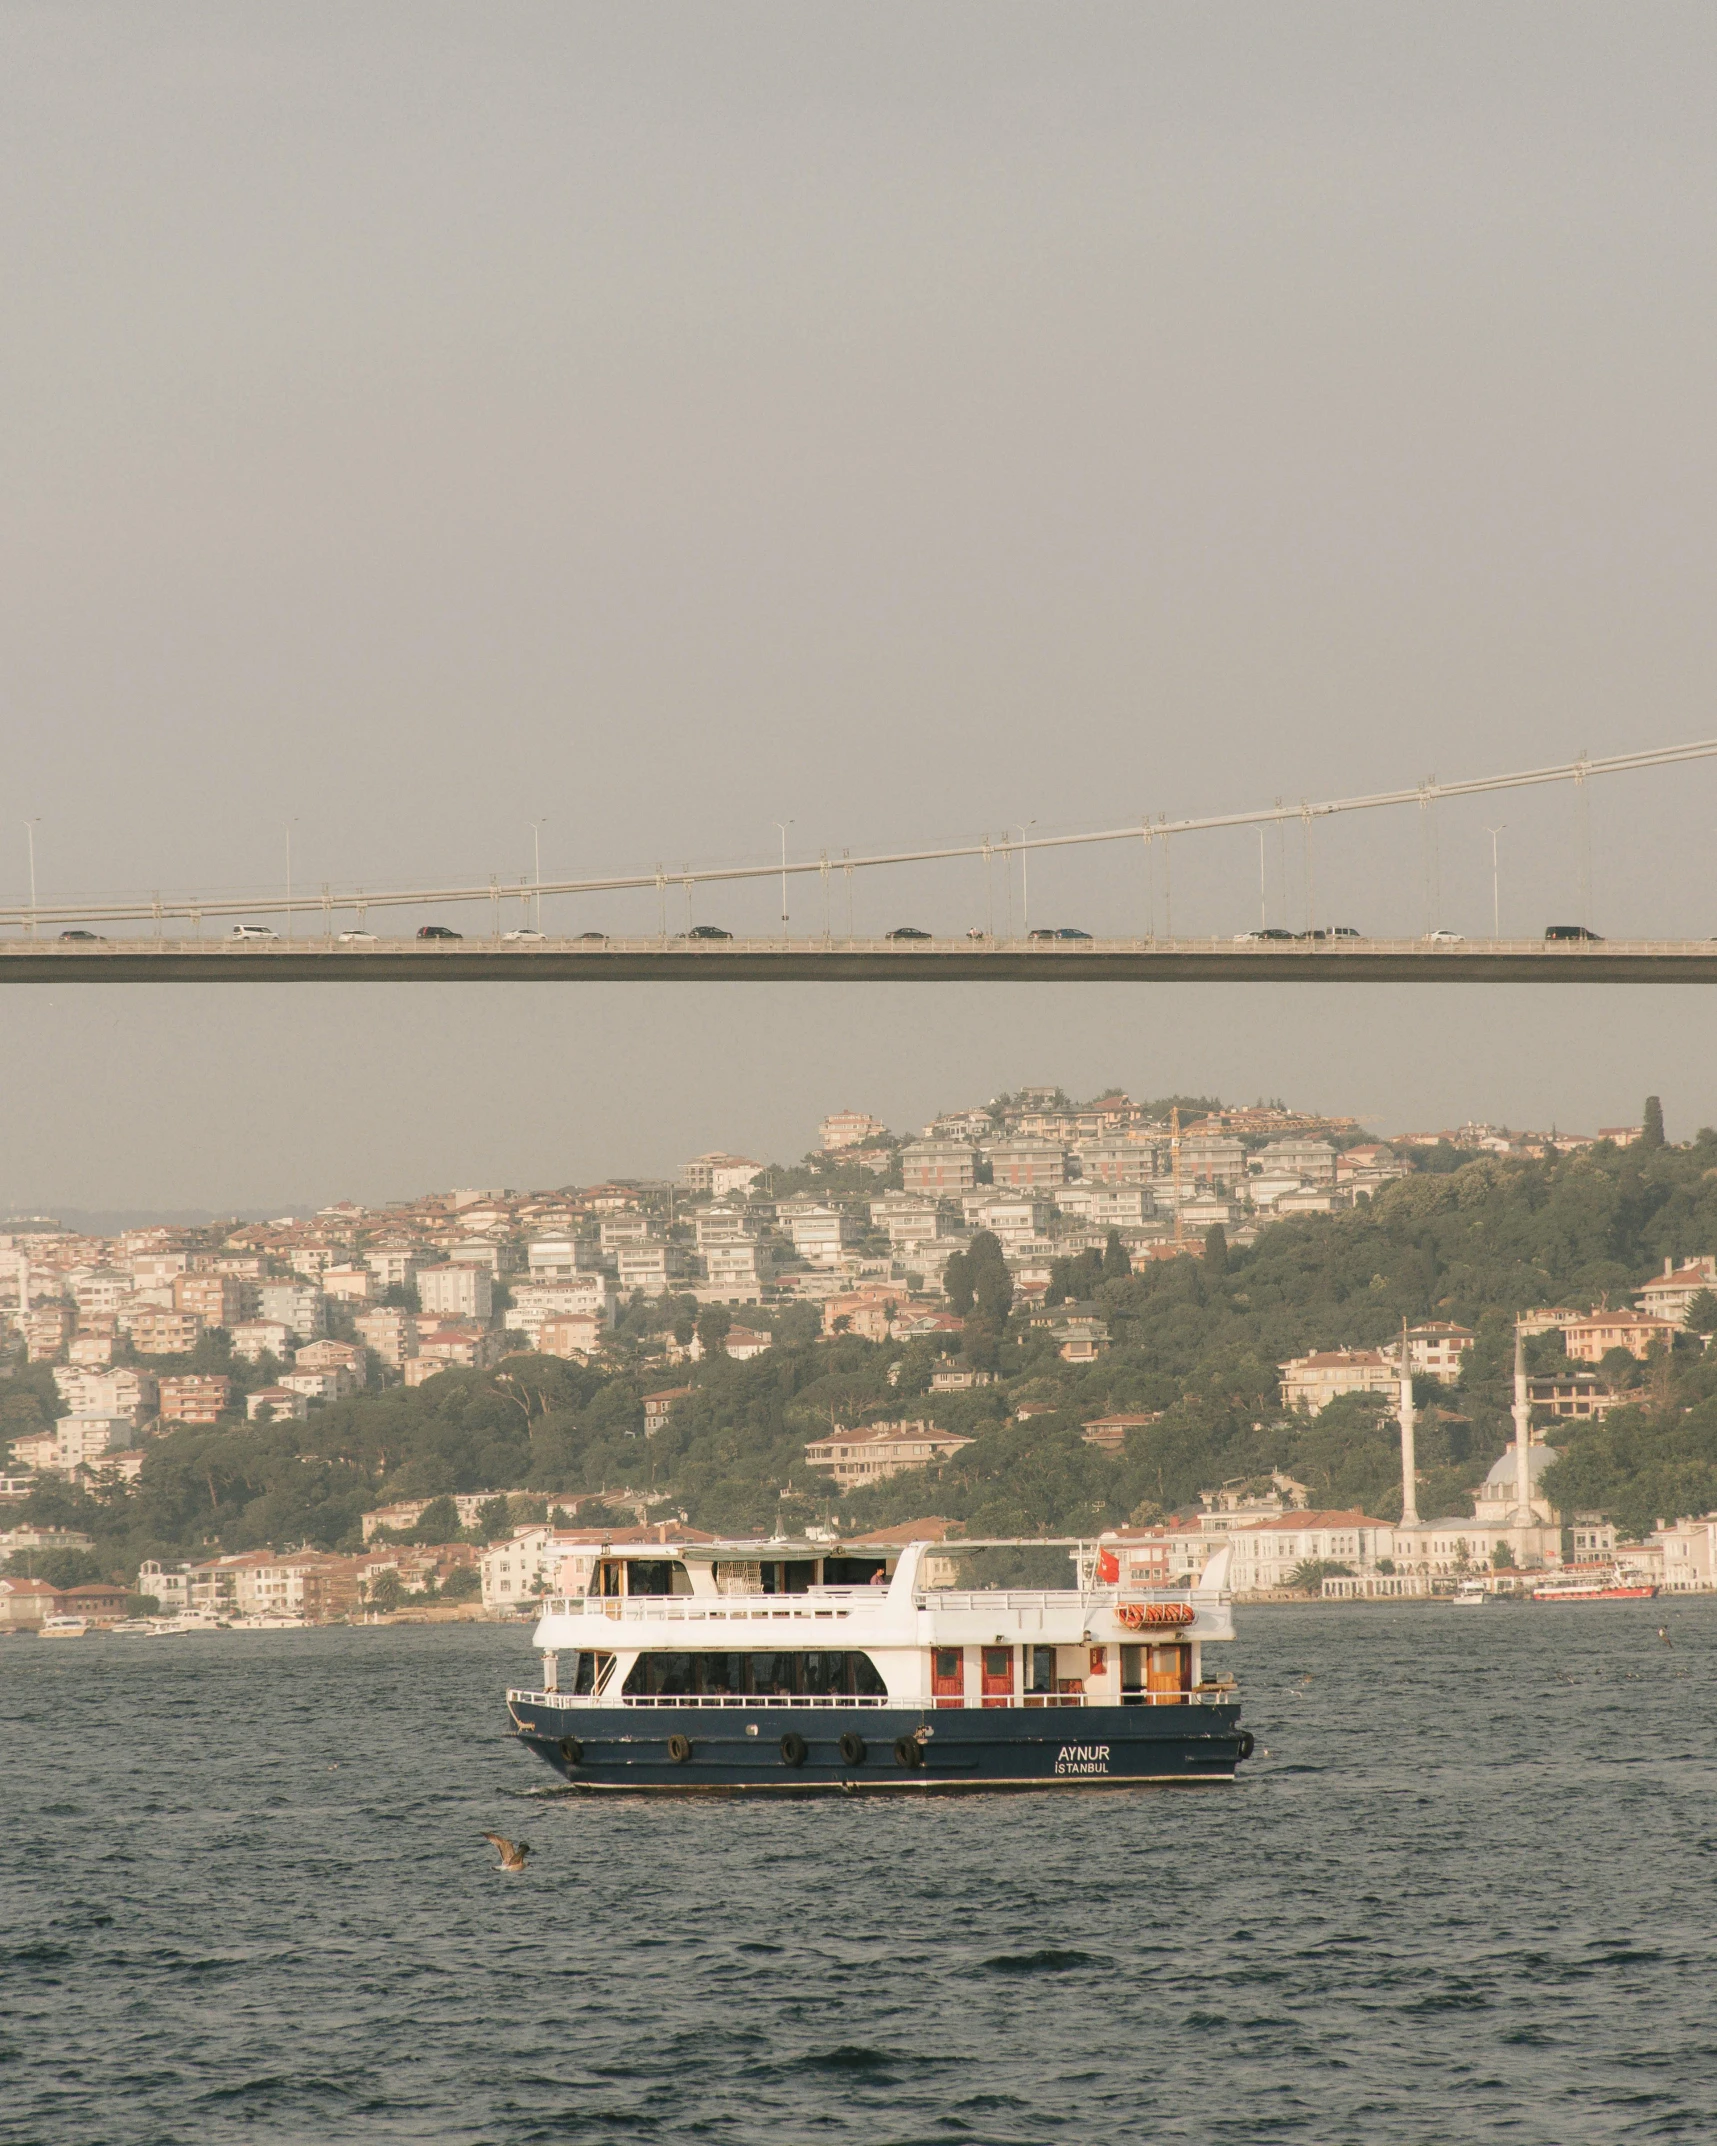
58;929;104;941
1545;924;1603;941
1235;927;1296;942
681;925;733;940
417;924;463;940
1028;927;1092;941
886;926;932;940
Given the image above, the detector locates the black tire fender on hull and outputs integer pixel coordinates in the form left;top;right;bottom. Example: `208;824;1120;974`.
513;1703;1251;1794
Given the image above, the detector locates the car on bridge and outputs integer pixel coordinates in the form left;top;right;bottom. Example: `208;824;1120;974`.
681;925;733;940
886;926;932;940
1424;928;1465;943
1028;927;1093;941
1234;928;1296;942
503;928;545;942
417;924;463;940
337;930;377;944
229;924;277;940
58;929;104;941
1291;926;1363;941
1545;924;1603;941
577;931;608;942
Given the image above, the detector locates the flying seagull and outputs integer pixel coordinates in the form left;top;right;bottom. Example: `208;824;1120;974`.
1657;1625;1673;1647
481;1833;532;1871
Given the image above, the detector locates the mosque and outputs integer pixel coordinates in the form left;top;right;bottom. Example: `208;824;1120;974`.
1385;1326;1615;1577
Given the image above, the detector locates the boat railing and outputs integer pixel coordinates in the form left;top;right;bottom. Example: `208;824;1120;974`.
911;1589;1103;1612
506;1687;1233;1712
538;1596;858;1623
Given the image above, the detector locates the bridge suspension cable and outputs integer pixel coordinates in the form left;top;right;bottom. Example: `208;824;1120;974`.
4;736;1714;930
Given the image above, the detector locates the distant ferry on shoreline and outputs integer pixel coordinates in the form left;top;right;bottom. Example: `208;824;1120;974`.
506;1536;1251;1795
1530;1568;1658;1602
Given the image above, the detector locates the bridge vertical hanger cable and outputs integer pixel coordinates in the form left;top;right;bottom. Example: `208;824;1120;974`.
1577;752;1593;926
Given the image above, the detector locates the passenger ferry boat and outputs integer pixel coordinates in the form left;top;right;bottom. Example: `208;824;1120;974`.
506;1536;1251;1794
1530;1567;1658;1602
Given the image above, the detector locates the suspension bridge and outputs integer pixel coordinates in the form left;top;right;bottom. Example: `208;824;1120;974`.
3;737;1713;982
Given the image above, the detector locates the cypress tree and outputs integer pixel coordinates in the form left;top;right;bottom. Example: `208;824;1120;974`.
1642;1095;1665;1149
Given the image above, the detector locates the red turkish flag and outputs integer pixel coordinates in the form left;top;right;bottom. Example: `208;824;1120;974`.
1095;1547;1120;1583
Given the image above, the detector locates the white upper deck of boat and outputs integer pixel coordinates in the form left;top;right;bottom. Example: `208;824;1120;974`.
528;1537;1236;1655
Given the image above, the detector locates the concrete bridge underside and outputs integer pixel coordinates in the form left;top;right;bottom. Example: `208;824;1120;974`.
4;937;1717;984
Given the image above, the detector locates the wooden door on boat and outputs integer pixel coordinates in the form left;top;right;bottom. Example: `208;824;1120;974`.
980;1646;1016;1708
932;1647;965;1709
1146;1642;1190;1702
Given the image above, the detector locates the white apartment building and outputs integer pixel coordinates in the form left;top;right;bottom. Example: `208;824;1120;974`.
1055;1184;1156;1227
480;1525;569;1610
526;1237;603;1281
128;1251;188;1290
900;1141;978;1196
353;1306;418;1367
1637;1257;1717;1327
70;1268;132;1317
255;1282;327;1340
1253;1138;1338;1185
1077;1139;1166;1186
10;1414;130;1475
417;1264;494;1321
1224;1511;1397;1592
51;1365;157;1427
781;1206;864;1267
1278;1350;1398;1412
321;1264;374;1303
247;1386;311;1422
615;1242;684;1294
366;1246;428;1292
228;1320;294;1363
1405;1324;1476;1380
702;1241;772;1296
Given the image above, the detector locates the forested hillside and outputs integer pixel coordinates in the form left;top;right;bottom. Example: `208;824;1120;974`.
11;1125;1717;1582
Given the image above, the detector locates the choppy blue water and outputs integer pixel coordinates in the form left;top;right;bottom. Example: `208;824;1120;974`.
4;1602;1715;2145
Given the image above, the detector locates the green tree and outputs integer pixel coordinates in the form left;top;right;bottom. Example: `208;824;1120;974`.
1684;1290;1717;1336
472;1495;512;1542
697;1304;733;1357
410;1494;461;1543
442;1564;482;1600
942;1250;973;1317
366;1568;403;1612
1642;1095;1666;1150
1203;1224;1229;1277
1491;1540;1516;1569
1102;1230;1132;1283
968;1232;1013;1323
5;1547;105;1589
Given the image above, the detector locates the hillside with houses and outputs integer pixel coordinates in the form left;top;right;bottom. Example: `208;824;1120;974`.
5;1088;1717;1624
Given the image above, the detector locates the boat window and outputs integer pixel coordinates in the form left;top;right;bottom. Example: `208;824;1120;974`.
758;1561;817;1594
620;1650;888;1697
1026;1644;1056;1695
625;1560;685;1597
566;1651;615;1695
821;1557;887;1586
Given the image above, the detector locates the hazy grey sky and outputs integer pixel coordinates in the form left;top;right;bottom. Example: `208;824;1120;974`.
6;3;1717;1211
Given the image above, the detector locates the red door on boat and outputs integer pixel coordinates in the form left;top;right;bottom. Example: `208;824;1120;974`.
932;1647;965;1709
980;1646;1015;1709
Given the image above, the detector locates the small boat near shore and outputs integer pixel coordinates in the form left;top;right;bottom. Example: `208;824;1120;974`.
38;1615;90;1638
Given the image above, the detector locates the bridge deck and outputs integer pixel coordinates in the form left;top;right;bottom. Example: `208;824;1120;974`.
4;936;1716;983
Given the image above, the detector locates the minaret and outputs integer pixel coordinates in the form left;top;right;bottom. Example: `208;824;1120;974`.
1397;1317;1419;1528
1512;1323;1534;1525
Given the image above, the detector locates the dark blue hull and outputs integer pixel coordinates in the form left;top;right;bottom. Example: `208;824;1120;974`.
509;1699;1251;1793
